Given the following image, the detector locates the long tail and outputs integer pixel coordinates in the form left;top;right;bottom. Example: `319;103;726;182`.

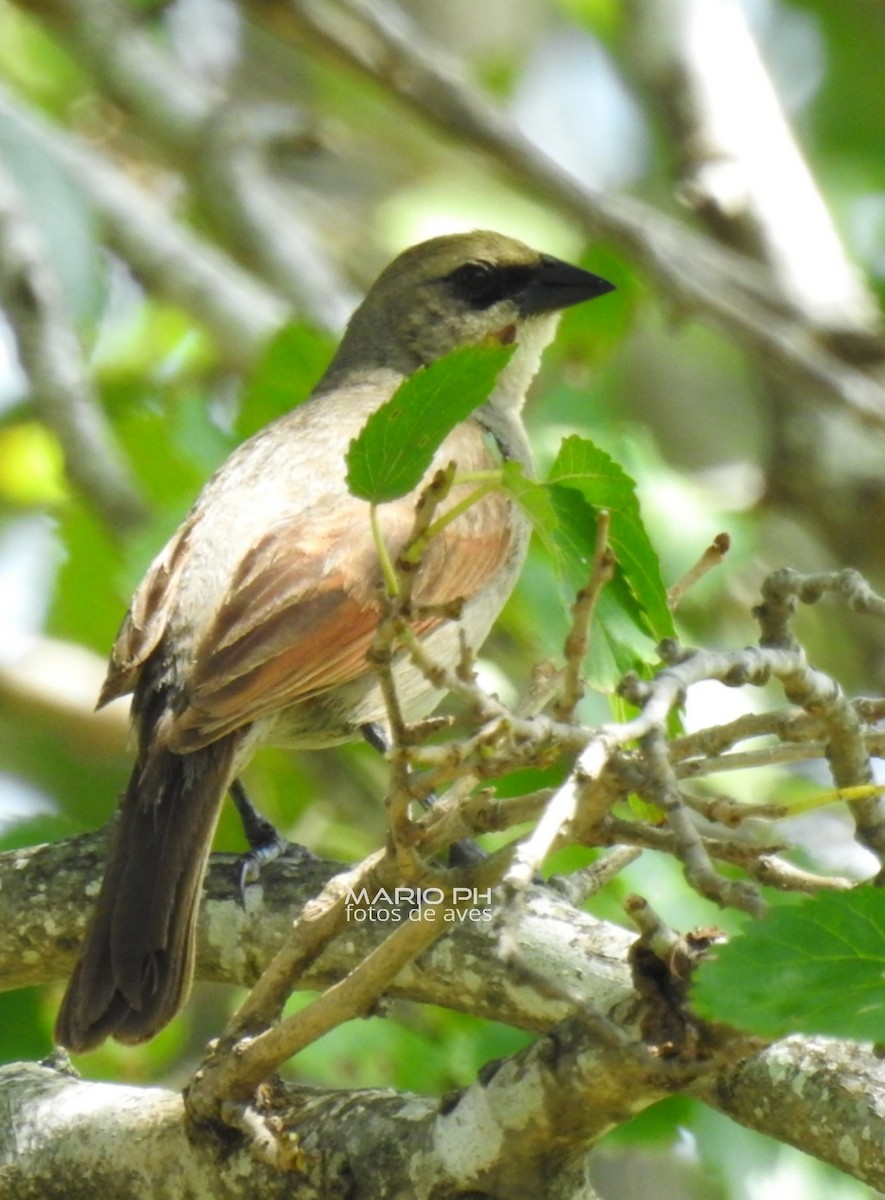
55;736;236;1052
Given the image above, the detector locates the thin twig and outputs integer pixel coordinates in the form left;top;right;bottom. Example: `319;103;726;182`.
549;845;643;907
367;465;460;867
667;532;731;612
502;734;618;898
756;569;885;869
638;727;766;915
225;850;386;1038
601;816;853;894
554;510;614;723
189;879;453;1115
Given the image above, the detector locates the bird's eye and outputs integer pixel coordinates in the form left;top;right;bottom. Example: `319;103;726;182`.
445;260;535;310
453;261;491;285
448;261;493;296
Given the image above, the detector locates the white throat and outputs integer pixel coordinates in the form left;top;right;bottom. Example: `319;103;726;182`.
488;312;560;415
475;312;560;469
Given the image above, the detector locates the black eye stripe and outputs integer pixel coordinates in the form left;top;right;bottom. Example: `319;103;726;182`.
445;261;537;310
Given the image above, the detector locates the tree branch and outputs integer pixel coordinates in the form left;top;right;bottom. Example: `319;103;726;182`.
691;1037;885;1189
0;835;635;1031
4;838;884;1192
625;0;881;349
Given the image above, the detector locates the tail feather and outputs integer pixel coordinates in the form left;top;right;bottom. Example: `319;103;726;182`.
55;737;236;1052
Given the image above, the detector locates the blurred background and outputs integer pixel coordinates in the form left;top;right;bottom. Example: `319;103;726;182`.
0;0;883;1196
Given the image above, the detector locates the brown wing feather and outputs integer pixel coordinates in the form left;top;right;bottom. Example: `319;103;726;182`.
97;518;195;708
169;428;515;750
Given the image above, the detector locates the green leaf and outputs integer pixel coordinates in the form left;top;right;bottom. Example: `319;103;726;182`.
692;888;885;1041
547;484;657;684
588;584;659;685
548;436;673;642
346;343;515;504
544;482;602;596
502;458;660;688
500;460;560;561
237;322;335;440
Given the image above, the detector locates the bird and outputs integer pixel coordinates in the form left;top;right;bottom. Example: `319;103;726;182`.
54;230;615;1052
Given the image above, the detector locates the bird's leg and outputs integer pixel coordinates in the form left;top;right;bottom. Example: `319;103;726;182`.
360;721;390;756
360;724;485;867
230;778;312;900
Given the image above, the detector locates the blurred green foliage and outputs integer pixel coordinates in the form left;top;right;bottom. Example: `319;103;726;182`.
0;1;883;1195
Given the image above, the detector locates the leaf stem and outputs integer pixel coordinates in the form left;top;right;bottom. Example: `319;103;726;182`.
453;469;503;485
371;504;400;596
401;481;500;565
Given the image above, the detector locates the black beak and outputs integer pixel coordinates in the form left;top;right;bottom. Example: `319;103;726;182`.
518;254;616;316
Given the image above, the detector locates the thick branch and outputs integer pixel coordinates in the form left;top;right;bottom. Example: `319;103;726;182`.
4;833;885;1188
691;1037;885;1189
625;0;881;348
0;835;636;1032
2;1040;646;1200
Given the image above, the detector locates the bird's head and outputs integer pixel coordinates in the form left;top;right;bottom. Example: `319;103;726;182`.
322;231;615;394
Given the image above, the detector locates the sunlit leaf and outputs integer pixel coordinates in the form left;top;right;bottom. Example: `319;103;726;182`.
693;888;885;1041
346;343;514;504
548;435;673;642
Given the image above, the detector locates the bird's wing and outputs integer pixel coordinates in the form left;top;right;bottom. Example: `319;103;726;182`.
168;448;515;751
97;518;196;708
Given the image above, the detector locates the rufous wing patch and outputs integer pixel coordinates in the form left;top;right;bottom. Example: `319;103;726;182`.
169;470;515;750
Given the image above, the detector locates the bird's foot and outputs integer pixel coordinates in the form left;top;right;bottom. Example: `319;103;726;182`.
229;777;314;903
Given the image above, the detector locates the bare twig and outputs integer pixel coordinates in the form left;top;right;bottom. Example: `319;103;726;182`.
757;566;885;627
366;465;465;866
506;734;620;897
669;705;812;762
188;875;454;1117
623;894;684;963
226;850;387;1039
549;845;643;907
601;816;853;894
755;568;885;867
638;726;765;915
554;510;614;722
678;789;787;828
667;532;731;611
